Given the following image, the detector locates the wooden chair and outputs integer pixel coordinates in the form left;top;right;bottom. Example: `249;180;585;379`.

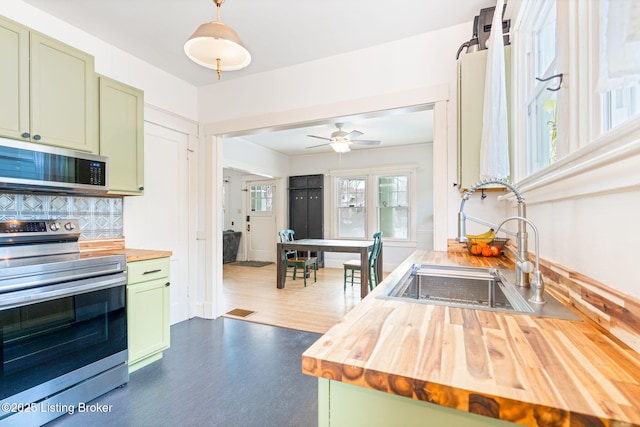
278;229;317;286
343;232;382;291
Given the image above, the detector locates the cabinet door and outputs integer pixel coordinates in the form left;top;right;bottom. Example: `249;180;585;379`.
30;32;98;153
99;76;145;195
127;277;170;364
290;188;309;238
0;17;29;140
307;188;323;238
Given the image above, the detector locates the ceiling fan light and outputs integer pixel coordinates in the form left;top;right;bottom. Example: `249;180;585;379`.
330;141;351;153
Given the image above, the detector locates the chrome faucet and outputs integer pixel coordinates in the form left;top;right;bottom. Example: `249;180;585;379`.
494;216;545;304
456;179;531;288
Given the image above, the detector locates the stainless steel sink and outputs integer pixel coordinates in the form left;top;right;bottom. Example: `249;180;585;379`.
378;264;580;320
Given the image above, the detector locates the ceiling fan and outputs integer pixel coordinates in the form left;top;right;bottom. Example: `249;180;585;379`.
306;123;381;153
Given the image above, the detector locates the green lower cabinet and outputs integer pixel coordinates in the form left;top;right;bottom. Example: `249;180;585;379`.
126;258;170;373
319;379;515;427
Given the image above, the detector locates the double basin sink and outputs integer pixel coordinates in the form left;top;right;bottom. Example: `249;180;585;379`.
378;263;580;320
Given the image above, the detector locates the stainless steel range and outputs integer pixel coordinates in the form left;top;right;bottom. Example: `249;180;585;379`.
0;219;128;427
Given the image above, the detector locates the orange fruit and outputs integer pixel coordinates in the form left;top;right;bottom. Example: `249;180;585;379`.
470;244;481;255
490;245;500;256
482;246;493;257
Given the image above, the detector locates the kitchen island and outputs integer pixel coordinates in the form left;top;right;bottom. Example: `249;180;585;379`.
302;250;640;426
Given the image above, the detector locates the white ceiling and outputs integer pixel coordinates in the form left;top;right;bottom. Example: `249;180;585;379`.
21;0;494;156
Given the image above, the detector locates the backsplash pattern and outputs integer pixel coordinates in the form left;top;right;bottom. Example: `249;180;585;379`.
0;193;123;239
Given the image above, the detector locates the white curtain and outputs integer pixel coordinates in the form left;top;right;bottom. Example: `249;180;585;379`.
597;0;640;92
479;0;510;180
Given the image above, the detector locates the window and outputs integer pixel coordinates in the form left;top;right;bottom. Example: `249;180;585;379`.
511;0;640;197
602;86;640;131
378;176;408;239
249;184;273;212
333;169;415;241
521;0;559;176
336;177;366;238
598;0;640;132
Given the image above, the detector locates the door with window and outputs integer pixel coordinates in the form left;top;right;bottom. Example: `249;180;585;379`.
245;180;276;262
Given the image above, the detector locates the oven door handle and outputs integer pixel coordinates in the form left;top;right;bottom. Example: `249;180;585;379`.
0;272;127;311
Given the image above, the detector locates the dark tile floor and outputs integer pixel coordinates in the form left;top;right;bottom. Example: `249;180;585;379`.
47;318;320;427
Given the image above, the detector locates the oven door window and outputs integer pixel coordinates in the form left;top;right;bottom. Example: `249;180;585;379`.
0;286;126;400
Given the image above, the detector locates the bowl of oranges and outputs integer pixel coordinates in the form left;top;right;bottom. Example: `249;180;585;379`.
465;229;508;257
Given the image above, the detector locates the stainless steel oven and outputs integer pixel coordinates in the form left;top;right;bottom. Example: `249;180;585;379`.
0;219;128;427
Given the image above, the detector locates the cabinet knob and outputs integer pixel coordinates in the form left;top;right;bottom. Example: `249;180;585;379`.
21;132;30;139
33;134;42;141
165;282;170;287
139;186;144;191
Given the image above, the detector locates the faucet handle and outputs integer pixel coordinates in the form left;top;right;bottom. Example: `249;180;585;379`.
517;260;534;274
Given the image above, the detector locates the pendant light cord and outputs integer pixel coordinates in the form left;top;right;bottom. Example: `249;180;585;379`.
214;0;224;22
214;0;224;79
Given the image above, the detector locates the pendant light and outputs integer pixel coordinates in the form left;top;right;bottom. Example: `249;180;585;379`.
184;0;251;79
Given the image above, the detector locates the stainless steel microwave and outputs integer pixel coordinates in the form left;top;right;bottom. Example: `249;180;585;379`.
0;138;108;194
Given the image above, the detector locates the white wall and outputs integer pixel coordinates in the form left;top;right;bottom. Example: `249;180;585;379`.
223;137;289;178
198;24;468;125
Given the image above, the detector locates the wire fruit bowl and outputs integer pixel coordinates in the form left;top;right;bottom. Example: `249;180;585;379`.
466;237;508;257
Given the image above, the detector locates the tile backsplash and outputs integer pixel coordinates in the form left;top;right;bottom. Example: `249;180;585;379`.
0;193;123;239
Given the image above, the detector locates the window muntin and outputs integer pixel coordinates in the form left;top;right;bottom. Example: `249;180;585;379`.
249;184;273;212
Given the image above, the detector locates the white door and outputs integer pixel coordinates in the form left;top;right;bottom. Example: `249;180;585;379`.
245;180;276;262
124;122;191;325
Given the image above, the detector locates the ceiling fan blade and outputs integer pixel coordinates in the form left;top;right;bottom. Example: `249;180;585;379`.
306;143;331;149
351;139;381;146
346;130;363;139
307;135;332;141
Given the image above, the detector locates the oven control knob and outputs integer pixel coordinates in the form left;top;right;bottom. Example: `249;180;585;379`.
50;222;60;232
64;222;76;231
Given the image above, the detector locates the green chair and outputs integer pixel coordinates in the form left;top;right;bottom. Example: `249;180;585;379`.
278;229;317;286
343;232;382;291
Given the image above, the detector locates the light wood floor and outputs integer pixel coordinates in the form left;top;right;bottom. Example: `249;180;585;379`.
223;263;371;334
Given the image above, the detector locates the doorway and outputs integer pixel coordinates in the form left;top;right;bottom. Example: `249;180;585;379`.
243;179;277;262
124;121;193;325
212;92;448;320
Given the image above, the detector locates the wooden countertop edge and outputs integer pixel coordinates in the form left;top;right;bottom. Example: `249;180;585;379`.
79;239;172;262
300;359;612;426
301;250;640;427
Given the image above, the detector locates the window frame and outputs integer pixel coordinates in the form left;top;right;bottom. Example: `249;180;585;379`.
330;166;417;243
509;0;640;203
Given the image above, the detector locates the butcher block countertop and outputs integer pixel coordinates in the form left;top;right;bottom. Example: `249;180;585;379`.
302;250;640;426
79;238;172;262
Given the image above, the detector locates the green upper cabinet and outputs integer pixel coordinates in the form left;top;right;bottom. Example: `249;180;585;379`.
0;16;98;153
99;76;145;195
0;17;29;141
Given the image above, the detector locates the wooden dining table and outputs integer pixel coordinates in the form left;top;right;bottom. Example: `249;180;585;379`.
276;239;383;298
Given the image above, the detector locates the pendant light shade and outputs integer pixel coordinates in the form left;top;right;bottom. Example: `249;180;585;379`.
184;0;251;79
